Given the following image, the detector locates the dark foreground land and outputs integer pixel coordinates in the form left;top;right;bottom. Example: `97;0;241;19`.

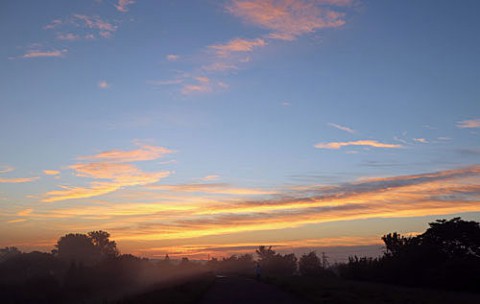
263;275;480;304
121;274;480;304
198;275;309;304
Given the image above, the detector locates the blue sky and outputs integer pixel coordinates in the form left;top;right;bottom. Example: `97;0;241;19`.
1;0;479;259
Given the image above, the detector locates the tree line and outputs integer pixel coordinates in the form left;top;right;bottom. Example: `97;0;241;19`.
1;217;479;303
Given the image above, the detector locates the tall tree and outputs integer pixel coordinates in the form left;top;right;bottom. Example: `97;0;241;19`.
87;231;119;258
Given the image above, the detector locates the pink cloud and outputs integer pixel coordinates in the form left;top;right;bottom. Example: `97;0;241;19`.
315;140;402;149
73;14;116;32
116;0;135;13
227;0;350;40
166;54;180;61
57;33;80;41
21;49;67;58
457;119;480;129
210;38;267;56
98;80;110;89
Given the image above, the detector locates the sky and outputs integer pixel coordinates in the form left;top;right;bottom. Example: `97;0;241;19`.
0;0;479;261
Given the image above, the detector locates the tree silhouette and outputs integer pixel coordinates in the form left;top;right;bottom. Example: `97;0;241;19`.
56;233;99;265
420;217;480;258
299;251;322;276
343;217;480;292
256;246;297;277
88;230;119;258
0;246;21;263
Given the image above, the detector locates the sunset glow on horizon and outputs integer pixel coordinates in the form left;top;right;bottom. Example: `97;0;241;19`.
1;0;479;261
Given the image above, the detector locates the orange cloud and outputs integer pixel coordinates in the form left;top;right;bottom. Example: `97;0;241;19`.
30;166;480;253
210;38;267;56
0;177;38;183
43;144;173;202
80;144;173;163
457;118;480;128
71;162;169;185
227;0;350;41
43;170;60;175
7;219;27;224
43;163;170;203
17;209;33;216
314;140;402;149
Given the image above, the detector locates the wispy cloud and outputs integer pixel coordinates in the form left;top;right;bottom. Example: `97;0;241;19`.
0;167;38;183
43;144;174;202
0;165;14;174
43;170;60;176
159;0;353;96
44;15;117;40
209;38;267;56
226;0;351;41
20;49;67;58
314;140;402;149
201;175;220;181
0;177;39;183
74;14;116;38
17;209;33;216
148;79;184;86
457;118;480;129
151;183;275;196
166;54;180;61
79;144;174;163
43;164;170;202
328;122;356;134
7;219;27;224
116;0;135;13
413;138;428;143
31;166;480;246
98;80;110;89
57;33;81;41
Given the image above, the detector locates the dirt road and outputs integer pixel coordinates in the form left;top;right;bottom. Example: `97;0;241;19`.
198;275;310;304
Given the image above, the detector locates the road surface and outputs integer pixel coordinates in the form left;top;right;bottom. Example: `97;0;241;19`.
198;275;310;304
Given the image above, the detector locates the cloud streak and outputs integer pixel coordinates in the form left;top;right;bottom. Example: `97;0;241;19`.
21;49;67;58
43;144;173;202
457;119;480;129
33;166;480;244
0;167;38;183
328;122;356;134
314;140;402;149
210;38;267;56
79;144;173;163
0;177;39;183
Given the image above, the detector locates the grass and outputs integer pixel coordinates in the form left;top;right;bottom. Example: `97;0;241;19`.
265;275;480;304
